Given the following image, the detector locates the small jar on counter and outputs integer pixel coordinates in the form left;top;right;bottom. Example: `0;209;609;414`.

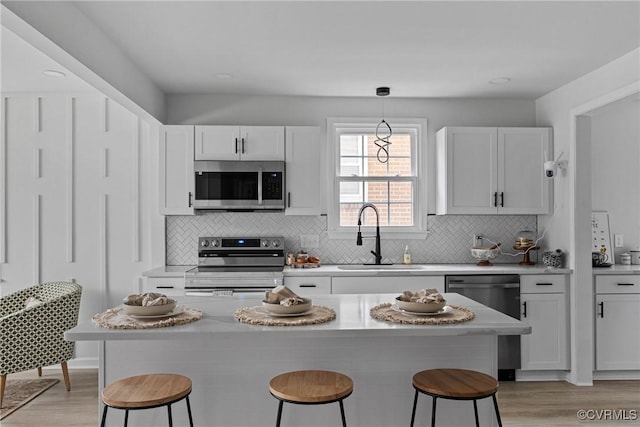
286;253;295;266
620;253;631;265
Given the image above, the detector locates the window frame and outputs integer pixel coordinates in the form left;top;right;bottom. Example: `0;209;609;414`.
326;117;428;239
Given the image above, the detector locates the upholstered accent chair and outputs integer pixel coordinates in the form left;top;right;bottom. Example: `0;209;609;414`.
0;281;82;408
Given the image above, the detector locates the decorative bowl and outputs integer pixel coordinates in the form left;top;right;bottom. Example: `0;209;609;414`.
470;247;499;266
121;300;176;316
395;297;446;313
262;298;312;315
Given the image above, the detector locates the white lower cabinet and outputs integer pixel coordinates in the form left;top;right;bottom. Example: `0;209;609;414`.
143;277;186;297
594;274;640;371
519;274;568;370
283;276;331;295
331;276;444;294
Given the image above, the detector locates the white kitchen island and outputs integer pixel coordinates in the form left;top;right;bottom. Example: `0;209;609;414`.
66;293;530;427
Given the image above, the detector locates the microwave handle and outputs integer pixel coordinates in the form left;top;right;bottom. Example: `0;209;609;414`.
257;166;263;205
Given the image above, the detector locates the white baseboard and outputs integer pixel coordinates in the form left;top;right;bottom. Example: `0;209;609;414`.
593;371;640;380
40;357;98;370
515;370;571;382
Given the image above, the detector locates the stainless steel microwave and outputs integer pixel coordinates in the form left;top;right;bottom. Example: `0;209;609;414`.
193;161;285;211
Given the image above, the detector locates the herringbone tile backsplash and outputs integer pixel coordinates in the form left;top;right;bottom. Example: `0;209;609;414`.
166;214;537;265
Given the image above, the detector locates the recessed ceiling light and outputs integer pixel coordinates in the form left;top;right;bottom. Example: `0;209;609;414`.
43;69;66;78
214;73;234;80
489;77;511;85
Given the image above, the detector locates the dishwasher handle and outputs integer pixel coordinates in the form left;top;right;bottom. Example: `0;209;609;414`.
447;282;520;290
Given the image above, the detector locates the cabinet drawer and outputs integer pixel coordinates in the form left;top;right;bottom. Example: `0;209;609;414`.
520;274;566;293
284;276;331;295
595;275;640;294
332;276;444;294
144;277;185;297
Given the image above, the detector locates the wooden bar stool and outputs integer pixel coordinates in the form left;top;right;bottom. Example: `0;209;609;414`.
100;373;193;427
269;370;353;427
410;368;502;427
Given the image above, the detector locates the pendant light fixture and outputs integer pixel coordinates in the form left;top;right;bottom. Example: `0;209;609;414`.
374;87;392;163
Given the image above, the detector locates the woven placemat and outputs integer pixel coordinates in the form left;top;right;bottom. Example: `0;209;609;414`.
91;305;204;329
370;303;475;325
234;305;336;326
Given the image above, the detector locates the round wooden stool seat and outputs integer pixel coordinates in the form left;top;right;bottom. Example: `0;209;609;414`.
100;374;194;427
269;370;353;426
410;369;502;427
102;374;192;409
270;370;353;404
412;369;498;399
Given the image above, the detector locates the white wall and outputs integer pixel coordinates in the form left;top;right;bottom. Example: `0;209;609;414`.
535;48;640;385
0;93;162;367
590;98;640;257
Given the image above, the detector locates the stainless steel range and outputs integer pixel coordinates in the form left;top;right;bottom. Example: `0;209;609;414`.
185;236;285;296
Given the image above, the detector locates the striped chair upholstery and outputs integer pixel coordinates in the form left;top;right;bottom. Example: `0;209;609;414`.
0;281;82;408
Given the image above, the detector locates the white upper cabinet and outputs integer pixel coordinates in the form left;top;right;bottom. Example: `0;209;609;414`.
195;125;285;161
436;127;552;215
159;125;194;215
285;126;321;215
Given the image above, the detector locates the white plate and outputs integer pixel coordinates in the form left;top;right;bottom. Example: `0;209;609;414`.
259;307;314;317
126;308;184;319
391;304;452;316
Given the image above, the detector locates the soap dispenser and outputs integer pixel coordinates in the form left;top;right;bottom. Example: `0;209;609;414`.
403;245;412;265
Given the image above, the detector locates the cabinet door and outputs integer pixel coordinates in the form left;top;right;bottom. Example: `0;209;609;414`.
159;126;194;215
285;126;321;215
436;127;497;214
520;292;568;370
239;126;285;161
498;128;551;214
332;276;444;294
595;294;640;370
195;125;240;160
284;276;331;295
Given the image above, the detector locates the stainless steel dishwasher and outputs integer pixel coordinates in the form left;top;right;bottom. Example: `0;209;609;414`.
445;275;520;380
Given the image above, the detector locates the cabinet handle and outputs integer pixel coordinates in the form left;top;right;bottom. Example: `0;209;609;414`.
241;138;245;154
287;192;291;208
493;192;498;207
617;283;635;286
299;284;317;288
598;301;604;318
500;192;504;207
188;192;193;207
536;282;553;286
522;301;527;318
235;137;238;154
156;286;175;289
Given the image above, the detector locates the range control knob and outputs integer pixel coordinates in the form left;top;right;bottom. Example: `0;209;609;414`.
210;239;220;247
272;239;281;248
200;240;209;247
262;240;269;248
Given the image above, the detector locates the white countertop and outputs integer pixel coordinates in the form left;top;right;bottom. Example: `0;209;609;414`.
591;264;640;275
284;263;571;276
142;263;571;278
66;293;530;341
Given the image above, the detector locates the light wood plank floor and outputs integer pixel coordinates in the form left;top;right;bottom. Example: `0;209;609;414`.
2;369;639;426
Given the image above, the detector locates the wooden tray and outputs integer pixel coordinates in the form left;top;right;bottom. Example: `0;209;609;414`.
293;262;321;268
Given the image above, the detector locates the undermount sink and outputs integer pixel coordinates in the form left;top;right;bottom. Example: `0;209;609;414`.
337;264;425;271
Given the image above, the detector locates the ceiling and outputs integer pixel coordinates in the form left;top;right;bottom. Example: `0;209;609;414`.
2;1;640;101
